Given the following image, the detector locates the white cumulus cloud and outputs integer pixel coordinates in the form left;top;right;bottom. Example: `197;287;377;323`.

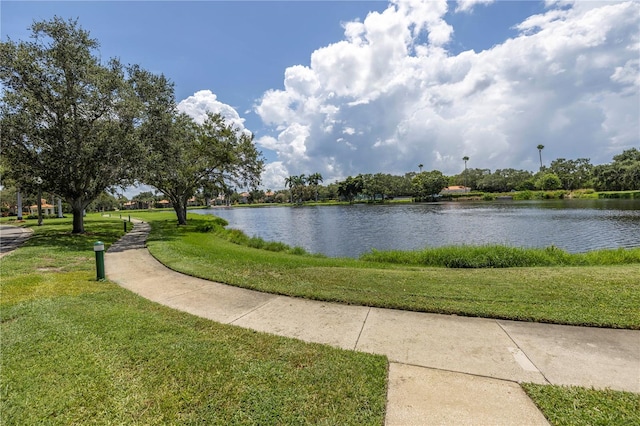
177;89;247;132
260;161;290;191
255;0;639;187
456;0;495;14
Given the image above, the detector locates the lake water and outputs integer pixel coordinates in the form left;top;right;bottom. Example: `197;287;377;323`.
193;199;640;258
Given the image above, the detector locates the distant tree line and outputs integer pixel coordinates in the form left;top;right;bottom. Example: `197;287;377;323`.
273;149;639;204
7;146;635;213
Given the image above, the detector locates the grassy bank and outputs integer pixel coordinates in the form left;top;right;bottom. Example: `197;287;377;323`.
361;245;640;268
0;216;387;424
140;213;640;329
598;190;640;199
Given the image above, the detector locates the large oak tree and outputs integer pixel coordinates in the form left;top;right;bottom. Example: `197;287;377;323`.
136;78;265;225
1;17;149;233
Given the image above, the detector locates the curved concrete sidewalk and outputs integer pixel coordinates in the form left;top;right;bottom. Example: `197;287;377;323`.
106;221;640;425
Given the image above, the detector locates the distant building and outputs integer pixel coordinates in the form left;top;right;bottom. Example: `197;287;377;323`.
441;186;471;194
29;202;55;216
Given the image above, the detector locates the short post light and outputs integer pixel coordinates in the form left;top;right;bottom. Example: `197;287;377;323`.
94;241;105;281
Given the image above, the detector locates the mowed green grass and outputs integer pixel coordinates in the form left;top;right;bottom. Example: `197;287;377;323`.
522;384;640;425
143;214;640;329
0;216;387;424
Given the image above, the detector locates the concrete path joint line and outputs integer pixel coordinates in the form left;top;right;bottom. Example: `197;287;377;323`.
161;285;210;303
394;361;532;386
353;307;372;351
228;295;284;325
497;320;550;384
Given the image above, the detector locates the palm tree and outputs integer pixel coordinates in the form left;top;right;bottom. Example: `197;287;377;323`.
418;164;424;172
284;176;294;203
308;172;323;202
293;174;307;204
462;156;469;189
285;175;307;204
537;145;545;170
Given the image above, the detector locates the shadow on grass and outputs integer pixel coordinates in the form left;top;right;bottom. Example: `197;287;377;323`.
20;220;125;254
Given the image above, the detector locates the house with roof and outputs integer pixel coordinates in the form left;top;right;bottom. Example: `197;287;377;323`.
29;201;55;216
440;186;471;194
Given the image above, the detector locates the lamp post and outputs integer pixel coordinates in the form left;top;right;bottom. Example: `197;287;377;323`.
94;241;105;280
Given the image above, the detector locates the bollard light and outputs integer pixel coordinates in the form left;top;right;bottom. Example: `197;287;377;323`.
94;241;105;281
124;220;127;232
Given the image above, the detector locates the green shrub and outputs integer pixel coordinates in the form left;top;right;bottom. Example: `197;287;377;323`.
215;226;311;255
195;223;216;232
513;190;533;200
289;246;308;255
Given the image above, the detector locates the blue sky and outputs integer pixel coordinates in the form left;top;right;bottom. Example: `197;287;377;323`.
3;1;639;192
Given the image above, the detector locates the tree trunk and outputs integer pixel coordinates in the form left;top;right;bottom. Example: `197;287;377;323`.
173;198;188;225
174;205;186;225
70;199;86;233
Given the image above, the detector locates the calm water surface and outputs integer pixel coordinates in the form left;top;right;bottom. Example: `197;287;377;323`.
193;199;640;258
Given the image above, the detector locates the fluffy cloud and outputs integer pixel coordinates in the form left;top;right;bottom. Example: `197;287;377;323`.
177;89;247;132
455;0;495;14
255;0;639;187
260;161;290;192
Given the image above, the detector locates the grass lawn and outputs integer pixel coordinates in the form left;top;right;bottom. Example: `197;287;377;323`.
1;216;387;424
140;213;640;329
522;384;640;425
2;212;638;425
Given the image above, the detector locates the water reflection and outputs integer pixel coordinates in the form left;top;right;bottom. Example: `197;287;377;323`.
193;199;640;258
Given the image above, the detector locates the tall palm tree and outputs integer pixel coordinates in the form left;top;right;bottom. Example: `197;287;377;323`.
418;164;424;172
462;156;469;189
308;172;323;202
537;144;545;170
284;176;294;203
286;175;305;204
294;174;307;204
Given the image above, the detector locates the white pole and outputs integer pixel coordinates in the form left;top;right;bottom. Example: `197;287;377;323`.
58;198;63;218
17;190;23;220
